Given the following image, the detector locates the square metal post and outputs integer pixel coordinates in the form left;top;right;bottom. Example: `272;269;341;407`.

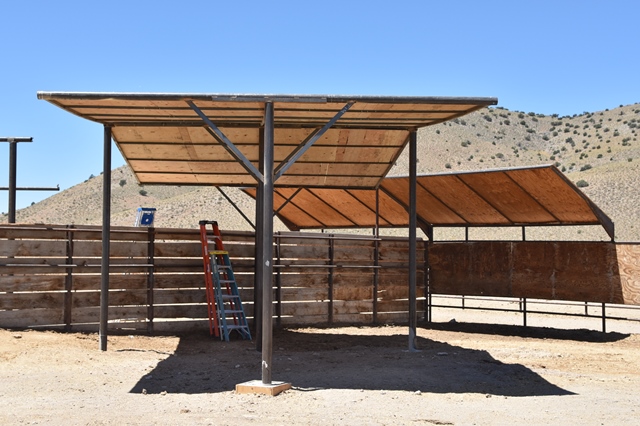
408;130;418;351
8;141;17;223
261;102;275;384
99;125;112;351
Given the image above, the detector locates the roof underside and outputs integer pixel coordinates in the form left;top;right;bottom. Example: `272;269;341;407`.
37;92;496;189
243;165;614;238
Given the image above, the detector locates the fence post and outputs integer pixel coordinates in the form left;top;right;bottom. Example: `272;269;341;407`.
328;235;334;325
64;225;75;331
146;227;155;334
275;232;282;328
373;232;379;324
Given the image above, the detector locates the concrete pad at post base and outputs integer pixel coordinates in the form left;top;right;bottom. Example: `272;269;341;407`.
235;380;292;396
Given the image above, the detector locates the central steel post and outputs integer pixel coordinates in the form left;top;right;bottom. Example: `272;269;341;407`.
408;130;418;351
261;102;275;384
8;141;17;223
99;125;112;351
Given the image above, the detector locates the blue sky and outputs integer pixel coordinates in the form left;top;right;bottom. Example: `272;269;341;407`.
1;0;639;210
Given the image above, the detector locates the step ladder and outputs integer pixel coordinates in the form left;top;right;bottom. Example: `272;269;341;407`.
199;220;251;341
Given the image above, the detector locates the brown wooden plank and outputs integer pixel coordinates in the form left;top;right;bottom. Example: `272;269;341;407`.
280;287;328;301
72;306;148;323
72;275;148;291
0;240;66;257
333;272;375;287
0;275;65;292
0;308;64;327
554;242;613;302
0;292;64;310
419;175;510;224
279;244;329;260
153;305;208;319
459;172;556;223
376;285;413;301
332;285;372;301
332;300;373;315
512;242;555;299
507;167;597;223
616;244;640;305
280;301;329;317
153;289;207;305
71;290;148;308
278;272;329;288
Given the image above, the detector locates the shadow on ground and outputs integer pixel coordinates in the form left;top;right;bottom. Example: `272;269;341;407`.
425;320;630;342
129;326;574;396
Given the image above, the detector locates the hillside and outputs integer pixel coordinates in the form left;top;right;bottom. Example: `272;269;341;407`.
3;103;639;241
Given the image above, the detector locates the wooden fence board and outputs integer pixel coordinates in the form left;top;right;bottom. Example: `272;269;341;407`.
0;240;67;257
617;244;640;305
333;285;372;301
0;292;64;310
0;308;64;327
153;288;207;304
0;275;65;292
280;287;328;301
71;290;148;308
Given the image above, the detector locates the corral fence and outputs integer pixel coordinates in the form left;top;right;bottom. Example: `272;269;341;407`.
0;224;425;333
1;224;639;334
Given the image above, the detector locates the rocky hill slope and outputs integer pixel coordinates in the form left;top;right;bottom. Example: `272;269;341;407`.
3;104;639;241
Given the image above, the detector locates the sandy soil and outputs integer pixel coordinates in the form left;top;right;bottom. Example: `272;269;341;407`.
1;314;639;425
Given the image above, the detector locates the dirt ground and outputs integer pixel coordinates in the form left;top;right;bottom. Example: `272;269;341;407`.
1;309;639;425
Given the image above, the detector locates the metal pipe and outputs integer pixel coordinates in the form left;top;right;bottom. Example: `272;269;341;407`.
254;132;265;351
408;131;418;351
261;102;275;384
217;187;255;230
602;302;606;333
99;126;112;351
8;141;17;223
0;186;60;191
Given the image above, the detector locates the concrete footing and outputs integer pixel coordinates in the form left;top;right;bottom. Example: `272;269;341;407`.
235;380;292;396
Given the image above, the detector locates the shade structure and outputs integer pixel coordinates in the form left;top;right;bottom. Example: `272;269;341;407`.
37;90;498;383
37;92;497;188
243;165;614;239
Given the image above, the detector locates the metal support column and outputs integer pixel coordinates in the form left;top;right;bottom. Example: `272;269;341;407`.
408;130;418;351
261;102;275;384
8;140;17;223
254;137;265;351
99;126;112;351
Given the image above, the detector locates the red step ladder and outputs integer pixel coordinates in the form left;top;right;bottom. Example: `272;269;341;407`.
198;221;251;341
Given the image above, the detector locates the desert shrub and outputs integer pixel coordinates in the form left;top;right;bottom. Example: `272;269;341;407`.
139;189;148;196
580;164;592;171
445;163;451;169
119;179;127;187
576;180;589;188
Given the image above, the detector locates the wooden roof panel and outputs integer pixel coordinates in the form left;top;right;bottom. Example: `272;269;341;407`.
242;166;613;237
39;92;497;188
506;167;597;222
418;175;510;224
457;171;557;223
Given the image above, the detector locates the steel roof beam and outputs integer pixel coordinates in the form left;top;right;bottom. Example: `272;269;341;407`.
187;100;263;183
274;102;354;180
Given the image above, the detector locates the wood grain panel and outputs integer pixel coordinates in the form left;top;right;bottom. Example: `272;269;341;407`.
616;244;640;304
507;167;596;222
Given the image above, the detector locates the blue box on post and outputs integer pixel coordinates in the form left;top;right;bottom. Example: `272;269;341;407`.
135;207;156;227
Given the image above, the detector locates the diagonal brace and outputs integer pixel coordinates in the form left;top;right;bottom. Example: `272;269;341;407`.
274;101;354;181
187;100;263;183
